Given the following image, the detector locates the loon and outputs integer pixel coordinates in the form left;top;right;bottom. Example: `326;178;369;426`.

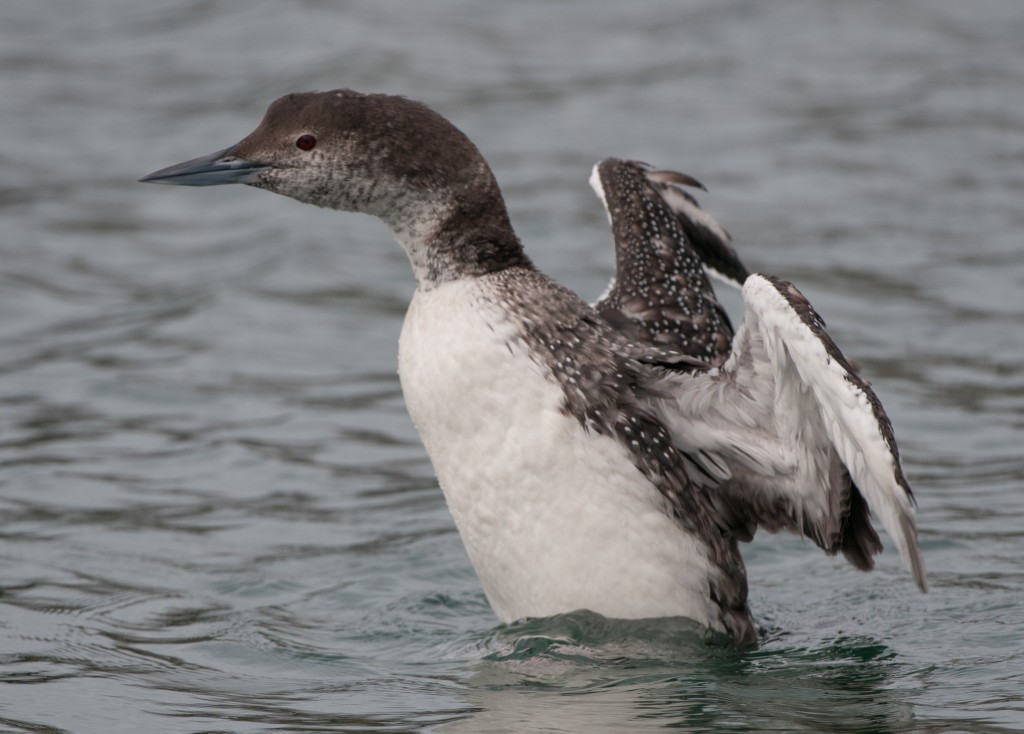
141;89;926;644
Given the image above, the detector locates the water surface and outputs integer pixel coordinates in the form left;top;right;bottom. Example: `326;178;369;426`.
1;1;1022;731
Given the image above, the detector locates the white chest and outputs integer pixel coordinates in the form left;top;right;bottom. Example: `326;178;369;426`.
397;279;719;629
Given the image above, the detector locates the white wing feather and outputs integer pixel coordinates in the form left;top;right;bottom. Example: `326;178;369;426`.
659;274;926;590
742;275;925;587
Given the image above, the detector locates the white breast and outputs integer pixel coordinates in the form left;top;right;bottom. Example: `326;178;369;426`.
398;278;721;631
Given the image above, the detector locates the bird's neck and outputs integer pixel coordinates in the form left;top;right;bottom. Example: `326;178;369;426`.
382;174;534;288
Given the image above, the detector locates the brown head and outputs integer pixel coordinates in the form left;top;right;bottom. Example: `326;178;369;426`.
141;89;530;284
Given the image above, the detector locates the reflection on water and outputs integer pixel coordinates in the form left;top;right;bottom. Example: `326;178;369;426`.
447;615;931;733
1;0;1023;731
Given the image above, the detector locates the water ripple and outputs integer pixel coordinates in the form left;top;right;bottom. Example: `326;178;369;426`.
1;1;1022;732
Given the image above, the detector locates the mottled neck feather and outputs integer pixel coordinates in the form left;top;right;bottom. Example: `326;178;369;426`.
391;162;534;287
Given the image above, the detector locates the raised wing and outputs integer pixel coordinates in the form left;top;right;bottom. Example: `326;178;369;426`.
655;273;926;590
590;158;749;366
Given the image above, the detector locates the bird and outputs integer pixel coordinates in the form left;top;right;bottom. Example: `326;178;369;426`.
141;89;926;645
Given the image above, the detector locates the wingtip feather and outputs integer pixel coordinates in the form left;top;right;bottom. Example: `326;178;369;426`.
899;511;928;592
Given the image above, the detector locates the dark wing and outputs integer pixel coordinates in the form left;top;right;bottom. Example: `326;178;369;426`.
590;158;749;366
654;274;926;591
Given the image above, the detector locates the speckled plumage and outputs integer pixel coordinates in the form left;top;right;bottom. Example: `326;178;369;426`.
591;158;748;365
141;89;925;645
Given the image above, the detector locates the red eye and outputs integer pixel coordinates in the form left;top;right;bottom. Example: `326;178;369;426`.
295;134;317;151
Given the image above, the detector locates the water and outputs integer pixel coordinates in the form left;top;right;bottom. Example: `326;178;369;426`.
1;1;1022;731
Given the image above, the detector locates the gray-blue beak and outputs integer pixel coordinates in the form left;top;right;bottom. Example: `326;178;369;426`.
139;146;269;186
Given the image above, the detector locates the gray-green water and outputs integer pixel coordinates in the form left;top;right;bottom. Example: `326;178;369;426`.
2;1;1023;731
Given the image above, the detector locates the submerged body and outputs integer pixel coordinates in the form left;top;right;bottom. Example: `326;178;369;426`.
141;89;926;644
